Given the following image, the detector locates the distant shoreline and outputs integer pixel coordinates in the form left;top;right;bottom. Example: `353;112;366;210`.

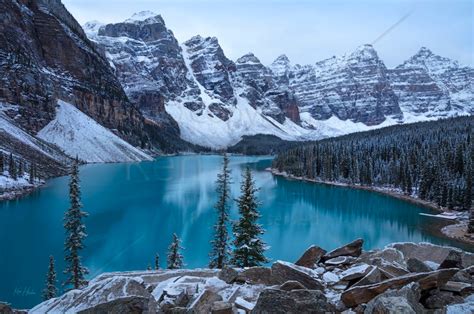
268;168;474;247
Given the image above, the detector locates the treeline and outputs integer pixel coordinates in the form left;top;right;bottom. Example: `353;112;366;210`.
273;116;473;211
0;152;40;183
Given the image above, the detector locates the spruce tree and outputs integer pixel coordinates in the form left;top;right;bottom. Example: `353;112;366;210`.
463;166;472;211
42;255;57;301
155;253;160;270
0;152;4;173
8;153;17;180
29;164;35;184
231;167;268;267
209;154;231;269
167;233;184;269
469;209;474;234
63;158;89;289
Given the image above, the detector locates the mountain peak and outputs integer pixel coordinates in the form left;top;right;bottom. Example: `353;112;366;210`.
124;11;164;25
272;54;290;65
414;47;434;58
236;52;261;64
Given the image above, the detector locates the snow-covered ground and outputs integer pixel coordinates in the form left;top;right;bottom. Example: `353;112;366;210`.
37;100;152;163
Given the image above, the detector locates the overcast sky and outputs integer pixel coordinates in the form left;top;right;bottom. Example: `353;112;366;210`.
63;0;473;68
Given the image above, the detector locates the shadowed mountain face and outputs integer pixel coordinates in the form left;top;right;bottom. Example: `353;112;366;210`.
0;0;148;144
85;12;473;148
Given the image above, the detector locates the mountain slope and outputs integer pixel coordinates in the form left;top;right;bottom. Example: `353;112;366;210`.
86;12;473;149
38;100;152;163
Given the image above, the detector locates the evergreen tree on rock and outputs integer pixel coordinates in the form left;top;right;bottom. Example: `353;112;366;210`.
63;157;89;289
209;153;232;269
167;233;184;269
155;253;160;270
42;255;57;301
231;167;268;267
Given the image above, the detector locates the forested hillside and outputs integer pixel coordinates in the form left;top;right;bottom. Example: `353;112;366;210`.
273;116;473;211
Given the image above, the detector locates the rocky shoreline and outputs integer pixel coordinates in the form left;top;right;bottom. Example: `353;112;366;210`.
269;168;474;247
6;240;471;313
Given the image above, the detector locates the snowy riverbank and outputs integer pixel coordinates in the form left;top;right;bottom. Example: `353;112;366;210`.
269;168;474;246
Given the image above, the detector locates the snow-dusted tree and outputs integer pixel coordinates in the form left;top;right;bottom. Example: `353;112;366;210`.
231;167;268;267
0;152;4;173
63;158;89;289
42;255;57;301
8;153;17;180
29;164;35;184
463;166;472;211
167;233;184;269
209;154;232;269
155;253;160;270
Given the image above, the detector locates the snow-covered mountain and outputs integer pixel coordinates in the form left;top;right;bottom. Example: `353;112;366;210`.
85;12;473;148
38;101;152;163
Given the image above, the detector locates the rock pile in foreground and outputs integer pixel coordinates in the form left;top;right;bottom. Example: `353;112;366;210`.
27;240;474;313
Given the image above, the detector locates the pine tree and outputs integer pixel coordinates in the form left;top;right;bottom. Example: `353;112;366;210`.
29;164;35;184
469;209;474;234
42;255;57;301
0;152;4;173
209;154;232;269
231;167;268;267
8;153;17;180
63;158;89;289
463;166;473;211
155;253;160;270
167;233;184;269
147;264;152;271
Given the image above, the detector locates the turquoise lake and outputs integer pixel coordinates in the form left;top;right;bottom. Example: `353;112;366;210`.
0;155;471;308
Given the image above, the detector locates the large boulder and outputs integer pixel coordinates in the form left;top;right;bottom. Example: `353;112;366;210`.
279;280;306;291
218;266;239;284
422;289;464;309
78;296;153;314
340;264;373;281
187;289;223;313
389;242;474;268
322;239;364;261
341;268;458;307
407;258;432;273
271;261;324;290
358;248;406;268
364;282;424;314
30;276;156;313
352;267;385;288
295;245;326;268
235;267;276;285
251;288;335;313
439;250;463;269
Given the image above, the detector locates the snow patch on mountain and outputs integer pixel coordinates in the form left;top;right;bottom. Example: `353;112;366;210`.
37;100;152;163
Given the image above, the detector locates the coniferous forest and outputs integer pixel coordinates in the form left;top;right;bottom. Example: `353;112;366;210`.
273;116;474;211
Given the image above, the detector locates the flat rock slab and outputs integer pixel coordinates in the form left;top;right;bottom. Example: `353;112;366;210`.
323;238;363;261
389;242;474;268
340;264;372;281
324;256;356;266
295;245;326;268
341;268;458;307
251;288;334;313
271;261;324;290
235;266;275;285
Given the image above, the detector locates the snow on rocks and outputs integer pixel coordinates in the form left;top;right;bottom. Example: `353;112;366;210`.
28;241;474;313
37;100;152;163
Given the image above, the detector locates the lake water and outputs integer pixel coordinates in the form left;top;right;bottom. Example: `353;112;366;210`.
0;155;471;308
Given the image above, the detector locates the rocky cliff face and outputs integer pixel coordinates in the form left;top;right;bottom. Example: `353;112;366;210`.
285;45;402;125
389;47;473;118
0;0;148;144
86;12;473;148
